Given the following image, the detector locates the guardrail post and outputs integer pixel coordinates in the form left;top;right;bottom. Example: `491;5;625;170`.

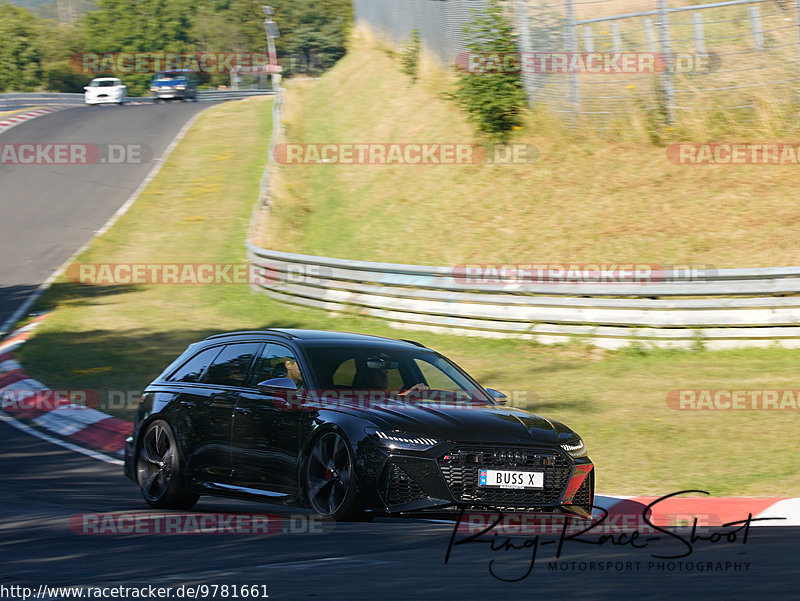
566;0;580;113
656;0;676;124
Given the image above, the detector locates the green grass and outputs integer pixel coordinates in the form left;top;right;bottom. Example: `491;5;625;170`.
14;79;800;499
256;29;800;268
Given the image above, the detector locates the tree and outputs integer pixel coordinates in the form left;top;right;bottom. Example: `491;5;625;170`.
452;0;526;142
0;2;43;91
268;0;352;75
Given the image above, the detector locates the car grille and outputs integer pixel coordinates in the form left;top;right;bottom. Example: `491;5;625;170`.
572;473;593;513
437;446;571;508
384;464;427;506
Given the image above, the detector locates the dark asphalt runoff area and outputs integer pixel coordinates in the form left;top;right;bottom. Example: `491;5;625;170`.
0;102;212;333
0;418;797;600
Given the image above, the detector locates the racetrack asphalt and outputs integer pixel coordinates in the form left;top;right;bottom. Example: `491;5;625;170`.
0;417;798;600
0;101;213;333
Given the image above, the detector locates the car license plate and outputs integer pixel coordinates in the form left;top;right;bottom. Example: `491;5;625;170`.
479;469;543;490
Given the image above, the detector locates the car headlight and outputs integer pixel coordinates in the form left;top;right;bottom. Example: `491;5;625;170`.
373;429;440;451
560;438;587;458
176;85;185;90
150;87;158;92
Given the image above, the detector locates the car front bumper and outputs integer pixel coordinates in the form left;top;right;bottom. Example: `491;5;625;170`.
152;89;188;99
85;94;125;104
363;442;594;516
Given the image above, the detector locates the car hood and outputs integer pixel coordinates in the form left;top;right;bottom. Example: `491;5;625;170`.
320;402;567;445
152;79;184;87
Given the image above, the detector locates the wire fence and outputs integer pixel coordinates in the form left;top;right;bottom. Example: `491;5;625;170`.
353;0;800;122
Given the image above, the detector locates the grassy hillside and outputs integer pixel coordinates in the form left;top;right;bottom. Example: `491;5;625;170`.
257;29;800;268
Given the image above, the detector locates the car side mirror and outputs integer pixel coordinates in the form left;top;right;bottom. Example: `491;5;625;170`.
486;388;508;405
84;86;89;90
257;377;298;394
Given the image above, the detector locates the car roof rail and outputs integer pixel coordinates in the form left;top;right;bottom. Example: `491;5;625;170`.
204;330;297;341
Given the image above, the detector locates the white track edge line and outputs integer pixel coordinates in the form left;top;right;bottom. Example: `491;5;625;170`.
0;411;123;465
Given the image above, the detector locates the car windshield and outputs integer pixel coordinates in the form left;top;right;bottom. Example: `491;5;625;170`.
155;72;188;81
91;80;117;87
303;345;492;404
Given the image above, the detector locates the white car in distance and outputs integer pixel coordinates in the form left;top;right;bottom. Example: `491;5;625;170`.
84;77;127;105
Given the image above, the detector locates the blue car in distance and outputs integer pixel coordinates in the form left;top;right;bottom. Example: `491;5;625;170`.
150;69;197;102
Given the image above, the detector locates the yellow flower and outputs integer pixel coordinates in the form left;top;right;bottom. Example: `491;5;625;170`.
627;84;636;89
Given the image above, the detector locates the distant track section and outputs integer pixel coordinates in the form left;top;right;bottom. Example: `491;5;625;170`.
0;101;214;332
0;90;274;111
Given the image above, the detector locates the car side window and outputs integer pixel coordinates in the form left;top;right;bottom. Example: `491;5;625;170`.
167;346;222;383
203;342;262;388
332;358;356;386
250;344;305;389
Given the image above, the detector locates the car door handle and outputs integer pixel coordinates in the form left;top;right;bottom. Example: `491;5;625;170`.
235;406;251;415
211;392;238;407
179;400;196;409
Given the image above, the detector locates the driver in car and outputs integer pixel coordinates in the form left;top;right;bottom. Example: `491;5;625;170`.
283;358;305;389
361;367;429;398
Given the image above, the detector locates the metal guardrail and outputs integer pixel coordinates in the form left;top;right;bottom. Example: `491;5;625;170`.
0;90;274;111
244;86;800;350
247;243;800;349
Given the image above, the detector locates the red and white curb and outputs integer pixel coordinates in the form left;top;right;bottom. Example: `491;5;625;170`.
593;494;799;527
0;106;73;136
1;320;799;525
0;316;132;459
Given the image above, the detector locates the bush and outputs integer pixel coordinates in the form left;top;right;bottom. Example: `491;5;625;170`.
452;0;526;142
400;29;420;83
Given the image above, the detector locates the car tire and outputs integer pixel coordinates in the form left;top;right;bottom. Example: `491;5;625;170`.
304;430;361;521
136;419;198;510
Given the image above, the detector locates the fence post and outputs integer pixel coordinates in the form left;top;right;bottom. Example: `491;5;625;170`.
693;12;706;55
656;0;676;123
749;5;764;50
796;0;800;103
516;0;537;107
611;22;622;52
566;0;580;113
583;25;595;52
645;18;657;53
